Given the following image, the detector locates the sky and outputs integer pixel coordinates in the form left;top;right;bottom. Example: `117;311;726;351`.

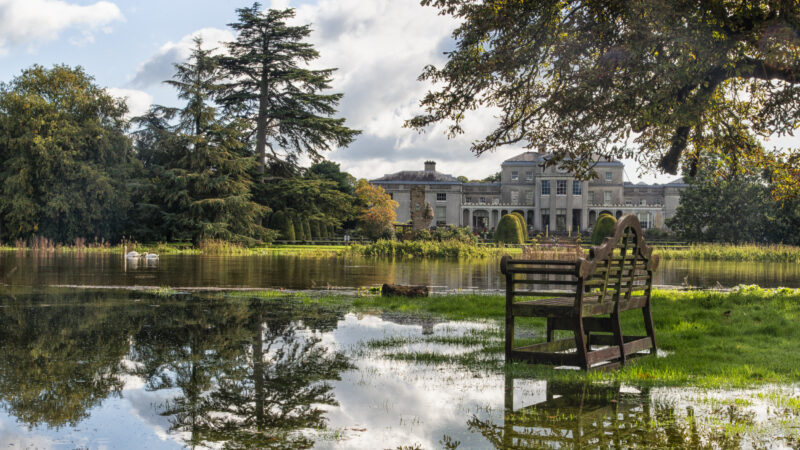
0;0;700;184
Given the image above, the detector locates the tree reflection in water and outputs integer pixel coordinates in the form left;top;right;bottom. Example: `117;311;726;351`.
468;373;750;449
130;297;352;449
0;291;137;428
0;292;351;448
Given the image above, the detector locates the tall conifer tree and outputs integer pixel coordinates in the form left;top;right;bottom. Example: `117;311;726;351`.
134;39;270;244
219;3;359;174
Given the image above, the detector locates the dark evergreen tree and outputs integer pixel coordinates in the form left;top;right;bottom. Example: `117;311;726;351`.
219;3;360;173
0;65;137;243
306;160;356;195
133;39;271;244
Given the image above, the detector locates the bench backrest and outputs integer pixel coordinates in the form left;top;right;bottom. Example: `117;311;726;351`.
579;215;658;304
500;215;658;304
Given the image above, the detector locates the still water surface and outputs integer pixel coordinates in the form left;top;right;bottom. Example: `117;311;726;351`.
2;251;799;291
0;291;797;449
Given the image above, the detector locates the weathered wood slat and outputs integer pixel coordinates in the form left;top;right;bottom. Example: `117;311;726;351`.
506;259;578;266
509;349;580;366
586;346;622;365
511;278;580;286
510;290;577;298
507;267;579;276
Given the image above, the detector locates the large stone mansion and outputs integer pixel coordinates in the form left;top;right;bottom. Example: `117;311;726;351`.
370;152;687;233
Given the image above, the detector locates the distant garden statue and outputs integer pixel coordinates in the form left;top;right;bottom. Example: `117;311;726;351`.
410;186;434;230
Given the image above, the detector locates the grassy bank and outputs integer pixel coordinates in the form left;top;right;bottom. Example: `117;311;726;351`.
5;239;800;261
655;243;800;262
254;286;800;388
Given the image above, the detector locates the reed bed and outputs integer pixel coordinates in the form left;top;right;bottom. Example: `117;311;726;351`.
348;239;520;258
657;243;800;263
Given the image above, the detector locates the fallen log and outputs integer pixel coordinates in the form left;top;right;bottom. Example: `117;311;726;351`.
381;283;429;298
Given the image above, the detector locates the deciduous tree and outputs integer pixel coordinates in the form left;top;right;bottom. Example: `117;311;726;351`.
0;65;136;243
409;1;800;198
355;179;398;240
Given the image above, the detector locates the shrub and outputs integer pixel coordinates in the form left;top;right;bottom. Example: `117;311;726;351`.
432;225;478;244
349;238;505;258
495;214;524;244
414;229;432;240
510;212;528;241
591;214;617;245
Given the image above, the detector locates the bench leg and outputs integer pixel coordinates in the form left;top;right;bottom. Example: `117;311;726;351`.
643;301;658;354
546;317;554;342
573;315;589;370
611;309;626;366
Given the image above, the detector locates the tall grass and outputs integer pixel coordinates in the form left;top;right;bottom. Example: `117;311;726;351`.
347;239;520;258
657;243;800;263
522;245;586;261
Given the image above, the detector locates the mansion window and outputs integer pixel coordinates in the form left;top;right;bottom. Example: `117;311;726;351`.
603;191;612;204
389;193;394;199
541;180;550;195
479;196;486;204
465;196;472;203
605;171;613;182
435;206;447;225
637;212;652;229
572;181;582;195
511;171;519;181
588;191;595;204
556;180;567;195
510;190;519;204
640;199;647;206
525;171;533;181
525;190;535;205
436;192;447;201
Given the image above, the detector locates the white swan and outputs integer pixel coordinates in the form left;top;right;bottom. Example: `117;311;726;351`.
126;251;140;259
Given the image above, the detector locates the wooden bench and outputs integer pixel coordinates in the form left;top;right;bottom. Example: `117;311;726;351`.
500;214;659;370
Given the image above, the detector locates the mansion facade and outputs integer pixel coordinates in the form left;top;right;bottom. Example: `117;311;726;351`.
370;152;687;233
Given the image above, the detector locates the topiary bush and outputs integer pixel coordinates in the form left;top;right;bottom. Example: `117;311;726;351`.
311;221;321;239
293;216;305;241
510;212;529;241
302;219;312;241
269;211;295;241
591;214;617;245
495;214;525;244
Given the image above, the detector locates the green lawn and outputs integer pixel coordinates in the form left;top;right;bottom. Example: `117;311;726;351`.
257;286;800;388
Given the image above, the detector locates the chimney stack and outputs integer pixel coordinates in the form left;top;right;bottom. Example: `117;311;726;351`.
424;160;436;172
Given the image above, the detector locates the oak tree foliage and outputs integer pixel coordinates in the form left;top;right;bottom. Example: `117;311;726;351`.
0;65;136;243
408;1;800;198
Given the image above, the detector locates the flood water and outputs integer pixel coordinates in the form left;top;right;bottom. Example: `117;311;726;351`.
2;251;800;291
0;291;797;449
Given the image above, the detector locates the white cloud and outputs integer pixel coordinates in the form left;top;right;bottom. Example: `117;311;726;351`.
0;0;123;55
106;87;153;119
130;27;234;88
284;0;511;180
